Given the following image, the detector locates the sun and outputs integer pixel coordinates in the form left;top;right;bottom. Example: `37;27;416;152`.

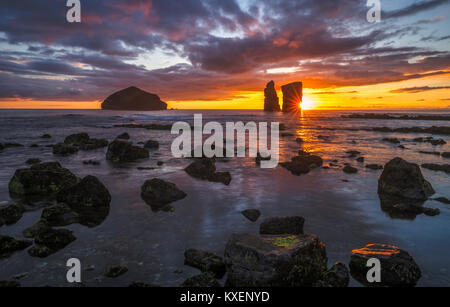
300;95;316;110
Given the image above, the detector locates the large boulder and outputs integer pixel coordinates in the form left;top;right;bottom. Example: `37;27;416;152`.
349;244;421;287
282;82;303;113
378;158;435;201
106;140;149;163
184;249;226;278
0;236;32;258
260;216;305;235
224;233;327;287
56;176;111;227
8;162;79;199
141;179;187;212
102;86;167;111
264;81;280;112
28;228;76;258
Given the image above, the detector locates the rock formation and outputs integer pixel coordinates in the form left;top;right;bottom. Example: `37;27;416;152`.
282;82;303;113
101;86;167;111
264;81;280;112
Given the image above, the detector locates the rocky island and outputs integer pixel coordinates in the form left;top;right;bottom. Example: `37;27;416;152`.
101;86;167;111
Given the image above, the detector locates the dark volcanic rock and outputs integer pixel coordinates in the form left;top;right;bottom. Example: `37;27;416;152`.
224;233;327;287
0;235;32;258
41;204;80;227
282;82;303;113
53;143;79;156
8;162;79;199
207;172;232;186
366;164;383;170
422;163;450;174
56;176;111;227
380;200;440;219
64;133;108;150
356;157;365;163
434;197;450;204
241;209;261;222
141;178;187;212
106;140;149;163
349;244;421;287
442;152;450;158
280;152;323;176
264;81;280;112
378;158;435;201
102;86;167;111
260;216;305;235
116;132;130;140
64;133;90;145
0;203;25;226
184;249;226;278
185;158;232;185
343;165;358;174
181;273;221;287
105;266;128;278
346;150;361;158
23;220;51;239
314;262;350;287
28;228;76;258
144;140;160;149
40;134;52;139
83;160;100;166
26;158;41;165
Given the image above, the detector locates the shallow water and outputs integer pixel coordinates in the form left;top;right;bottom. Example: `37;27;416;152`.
0;109;449;287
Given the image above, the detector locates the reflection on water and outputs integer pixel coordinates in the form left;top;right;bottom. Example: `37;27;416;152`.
0;109;449;287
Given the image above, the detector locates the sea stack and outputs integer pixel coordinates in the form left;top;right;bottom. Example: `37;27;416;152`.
101;86;167;111
264;81;281;112
282;82;303;113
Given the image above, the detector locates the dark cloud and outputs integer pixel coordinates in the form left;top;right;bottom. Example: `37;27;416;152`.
384;0;449;19
390;86;450;93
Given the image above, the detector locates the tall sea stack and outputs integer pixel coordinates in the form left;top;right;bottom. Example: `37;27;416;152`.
264;81;281;112
282;82;303;113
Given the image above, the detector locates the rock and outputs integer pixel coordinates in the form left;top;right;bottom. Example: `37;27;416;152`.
378;158;435;201
346;150;361;158
0;203;25;226
366;164;383;170
241;209;261;222
224;233;327;287
129;282;160;287
264;81;280;112
419;151;440;156
0;236;32;258
349;244;421;287
442;152;450;158
0;143;3;151
343;165;358;174
52;143;79;156
30;144;39;148
41;204;80;227
3;143;24;148
280;152;323;176
144;140;159;149
79;138;108;150
382;138;400;144
434;197;450;204
26;158;41;165
380;200;440;219
114;123;172;131
56;176;111;227
422;163;450;174
184;249;226;278
28;228;76;258
102;86;167;111
314;262;349;287
0;281;20;287
398;145;406;149
296;137;304;143
40;134;52;139
356;157;365;163
8;162;79;199
23;220;51;238
260;216;304;235
282;82;303;113
429;139;446;146
116;132;130;140
157;161;164;166
64;133;90;146
64;133;108;150
207;172;232;186
106;140;149;163
83;160;100;166
141;179;187;212
105;266;128;278
181;273;221;287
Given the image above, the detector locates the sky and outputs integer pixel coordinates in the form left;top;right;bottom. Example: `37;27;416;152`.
0;0;449;110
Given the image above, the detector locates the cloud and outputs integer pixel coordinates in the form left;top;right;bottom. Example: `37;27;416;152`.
390;86;450;93
384;0;449;19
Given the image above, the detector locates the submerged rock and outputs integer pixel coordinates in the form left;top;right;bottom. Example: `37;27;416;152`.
64;133;108;151
382;138;400;144
366;164;383;170
433;197;450;204
241;209;261;222
224;233;327;287
181;273;221;287
106;140;149;163
141;178;187;212
442;152;450;158
280;152;323;176
379;158;435;201
185;158;232;185
105;266;128;278
349;244;421;287
28;228;76;258
56;176;111;227
41;204;80;227
53;143;79;156
40;134;52;139
8;162;79;199
260;216;305;235
184;249;226;278
116;132;130;140
64;133;89;145
23;220;51;239
102;86;167;111
421;163;450;174
207;172;232;185
314;262;350;287
144;140;160;149
26;158;41;165
264;81;280;112
343;165;358;174
0;235;32;258
0;203;25;226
